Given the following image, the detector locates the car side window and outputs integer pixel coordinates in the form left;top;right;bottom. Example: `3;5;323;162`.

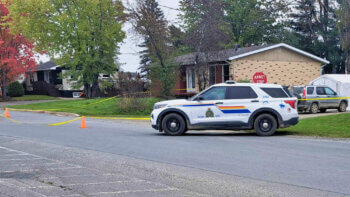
324;87;336;95
316;87;326;95
260;88;289;98
307;87;314;95
226;86;258;99
199;87;227;100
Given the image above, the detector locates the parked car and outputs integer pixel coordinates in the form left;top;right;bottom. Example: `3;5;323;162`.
291;85;348;114
151;81;299;136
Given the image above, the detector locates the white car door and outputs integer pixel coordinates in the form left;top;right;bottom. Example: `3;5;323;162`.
189;86;227;125
218;86;260;124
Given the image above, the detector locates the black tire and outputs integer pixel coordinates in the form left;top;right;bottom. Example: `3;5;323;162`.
338;101;347;112
162;113;186;136
320;109;327;113
254;114;277;136
309;103;319;114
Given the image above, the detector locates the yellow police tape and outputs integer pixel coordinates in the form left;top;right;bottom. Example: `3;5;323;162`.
46;116;150;126
47;117;82;126
85;96;119;106
0;114;22;124
298;97;350;101
87;116;150;120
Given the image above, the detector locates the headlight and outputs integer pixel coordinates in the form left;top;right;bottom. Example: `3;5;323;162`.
154;104;167;110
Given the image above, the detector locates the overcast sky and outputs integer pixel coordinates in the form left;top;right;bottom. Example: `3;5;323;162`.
119;0;181;72
39;0;181;72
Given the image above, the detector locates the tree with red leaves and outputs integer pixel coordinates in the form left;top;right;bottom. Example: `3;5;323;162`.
0;1;37;99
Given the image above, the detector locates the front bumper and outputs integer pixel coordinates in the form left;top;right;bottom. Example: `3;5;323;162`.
152;124;159;130
281;117;299;128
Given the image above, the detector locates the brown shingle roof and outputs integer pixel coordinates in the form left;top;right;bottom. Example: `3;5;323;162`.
174;44;275;66
37;61;58;71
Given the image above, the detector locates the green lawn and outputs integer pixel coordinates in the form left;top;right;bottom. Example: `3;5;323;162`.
11;95;59;101
8;97;162;117
0;95;58;102
278;113;350;138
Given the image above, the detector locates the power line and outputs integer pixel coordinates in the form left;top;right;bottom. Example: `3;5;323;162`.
158;4;180;11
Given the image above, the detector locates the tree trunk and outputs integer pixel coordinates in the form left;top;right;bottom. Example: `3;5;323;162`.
2;72;7;100
84;81;100;99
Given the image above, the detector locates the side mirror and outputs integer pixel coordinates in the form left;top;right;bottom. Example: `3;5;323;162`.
196;96;204;101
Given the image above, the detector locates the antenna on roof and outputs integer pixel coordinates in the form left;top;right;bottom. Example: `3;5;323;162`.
234;44;239;52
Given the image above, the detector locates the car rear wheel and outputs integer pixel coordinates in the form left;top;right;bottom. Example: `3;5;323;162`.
338;101;347;112
162;113;186;136
309;103;319;114
254;114;277;136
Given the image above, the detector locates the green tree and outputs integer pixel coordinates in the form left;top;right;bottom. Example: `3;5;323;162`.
7;0;126;98
223;0;288;46
180;0;228;90
289;0;343;73
338;0;350;73
129;0;177;97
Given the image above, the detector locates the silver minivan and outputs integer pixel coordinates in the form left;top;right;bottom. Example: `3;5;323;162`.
291;85;348;114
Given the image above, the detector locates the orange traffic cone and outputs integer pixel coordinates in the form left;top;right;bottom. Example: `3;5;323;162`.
4;108;10;118
80;116;87;129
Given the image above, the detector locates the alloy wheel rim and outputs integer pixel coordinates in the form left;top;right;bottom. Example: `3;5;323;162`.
341;103;346;111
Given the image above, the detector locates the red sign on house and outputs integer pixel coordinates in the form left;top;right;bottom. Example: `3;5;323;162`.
253;72;267;84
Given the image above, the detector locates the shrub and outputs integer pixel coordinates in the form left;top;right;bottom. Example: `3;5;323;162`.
237;79;251;83
116;97;162;115
8;81;24;97
32;81;60;97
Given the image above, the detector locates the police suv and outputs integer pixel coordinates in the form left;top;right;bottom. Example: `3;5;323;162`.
151;81;299;136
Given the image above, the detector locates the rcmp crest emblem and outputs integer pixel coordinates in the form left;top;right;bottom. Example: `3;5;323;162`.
205;108;214;118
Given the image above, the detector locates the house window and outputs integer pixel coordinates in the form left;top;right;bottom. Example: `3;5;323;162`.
186;67;196;92
209;66;216;85
102;74;110;78
223;65;230;82
30;74;34;84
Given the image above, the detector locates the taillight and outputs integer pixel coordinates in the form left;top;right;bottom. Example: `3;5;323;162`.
302;88;306;99
285;100;296;109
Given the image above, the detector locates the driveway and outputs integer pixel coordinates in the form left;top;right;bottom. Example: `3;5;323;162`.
0;110;349;196
299;109;350;119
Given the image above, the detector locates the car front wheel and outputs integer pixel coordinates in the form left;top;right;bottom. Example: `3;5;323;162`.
254;114;277;136
162;113;186;136
338;101;347;112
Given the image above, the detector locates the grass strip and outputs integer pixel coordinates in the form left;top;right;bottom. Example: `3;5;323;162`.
279;113;350;138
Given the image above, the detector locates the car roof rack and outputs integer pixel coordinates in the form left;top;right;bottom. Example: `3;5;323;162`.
225;80;236;84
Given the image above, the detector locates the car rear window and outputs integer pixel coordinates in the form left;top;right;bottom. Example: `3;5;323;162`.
283;86;293;97
226;86;258;99
261;88;289;98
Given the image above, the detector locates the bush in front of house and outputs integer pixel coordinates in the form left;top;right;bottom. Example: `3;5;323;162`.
32;81;60;97
8;81;25;97
237;79;251;83
116;97;162;115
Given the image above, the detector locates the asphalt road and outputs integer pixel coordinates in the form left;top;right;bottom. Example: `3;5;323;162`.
0;110;349;197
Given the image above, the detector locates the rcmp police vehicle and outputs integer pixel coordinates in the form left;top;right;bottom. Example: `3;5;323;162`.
151;81;299;136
